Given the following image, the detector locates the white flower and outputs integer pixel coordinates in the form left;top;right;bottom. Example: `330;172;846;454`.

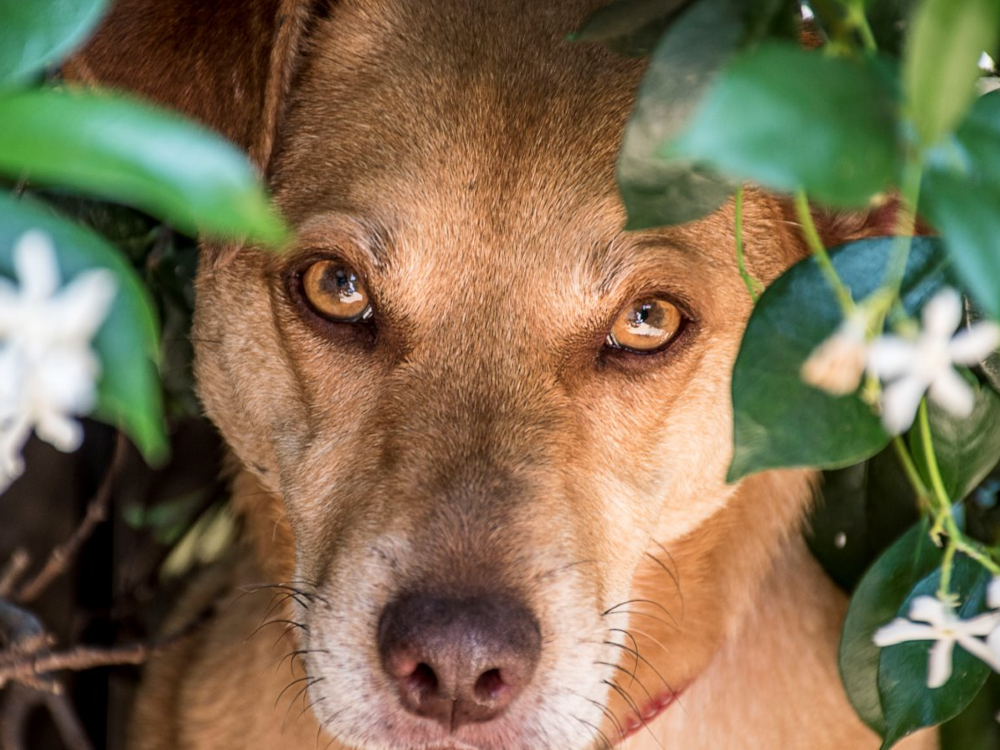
0;230;117;494
873;595;1000;688
801;310;868;395
868;288;1000;434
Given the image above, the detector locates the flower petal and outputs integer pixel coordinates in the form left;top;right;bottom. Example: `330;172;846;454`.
989;577;1000;610
922;287;963;339
873;618;940;646
13;230;60;301
950;322;1000;365
957;611;1000;637
880;376;928;434
52;269;118;341
909;595;951;625
868;336;918;380
927;637;956;688
34;410;83;453
928;367;975;418
956;632;1000;672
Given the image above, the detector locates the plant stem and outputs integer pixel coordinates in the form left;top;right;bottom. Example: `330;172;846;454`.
793;190;855;315
912;400;1000;595
734;187;762;302
892;436;930;510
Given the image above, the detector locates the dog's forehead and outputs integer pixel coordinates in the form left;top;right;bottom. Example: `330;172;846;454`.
271;0;645;246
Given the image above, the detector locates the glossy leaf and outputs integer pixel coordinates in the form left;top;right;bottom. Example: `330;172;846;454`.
878;557;992;747
0;193;167;463
728;236;950;480
0;88;287;245
667;42;901;207
839;519;941;735
911;384;1000;502
617;0;741;228
903;0;1000;147
808;447;919;592
0;0;108;87
922;92;1000;320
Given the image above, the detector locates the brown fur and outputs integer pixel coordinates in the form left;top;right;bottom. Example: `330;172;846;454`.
71;2;936;748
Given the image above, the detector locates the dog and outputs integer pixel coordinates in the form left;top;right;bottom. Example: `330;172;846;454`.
67;1;936;748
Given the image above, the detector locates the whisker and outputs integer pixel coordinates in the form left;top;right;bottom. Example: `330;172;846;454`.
275;675;313;709
595;661;653;703
573;716;613;750
603;680;665;750
603;598;679;629
604;639;675;693
602;609;679;632
607;628;640;686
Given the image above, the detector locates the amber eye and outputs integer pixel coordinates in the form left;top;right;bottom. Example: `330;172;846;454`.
300;259;372;322
606;297;683;354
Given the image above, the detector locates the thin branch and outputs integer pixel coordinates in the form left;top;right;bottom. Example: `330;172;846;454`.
0;550;30;599
16;432;128;603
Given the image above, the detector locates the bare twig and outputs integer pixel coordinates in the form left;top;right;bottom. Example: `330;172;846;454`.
0;551;30;599
16;433;129;603
0;684;93;750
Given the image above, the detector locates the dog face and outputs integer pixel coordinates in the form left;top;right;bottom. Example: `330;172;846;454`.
77;1;816;747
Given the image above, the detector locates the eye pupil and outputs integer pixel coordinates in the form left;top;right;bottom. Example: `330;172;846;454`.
301;259;372;322
608;298;683;355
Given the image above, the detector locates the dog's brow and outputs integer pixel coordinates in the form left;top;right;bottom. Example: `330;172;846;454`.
592;232;704;295
294;213;392;269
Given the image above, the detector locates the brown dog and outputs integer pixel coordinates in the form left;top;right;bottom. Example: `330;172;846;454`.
69;1;935;748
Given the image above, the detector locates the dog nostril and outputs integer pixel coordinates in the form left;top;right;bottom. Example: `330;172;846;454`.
407;663;439;695
473;668;507;702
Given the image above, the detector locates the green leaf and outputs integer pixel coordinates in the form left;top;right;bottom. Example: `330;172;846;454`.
0;193;168;463
911;383;1000;502
922;92;1000;320
808;446;919;592
616;0;743;229
878;556;992;748
571;0;692;57
903;0;1000;148
0;88;287;245
668;42;901;207
0;0;108;88
839;519;942;735
940;673;1000;750
728;236;950;480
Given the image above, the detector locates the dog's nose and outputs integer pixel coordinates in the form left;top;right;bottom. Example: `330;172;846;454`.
377;592;541;729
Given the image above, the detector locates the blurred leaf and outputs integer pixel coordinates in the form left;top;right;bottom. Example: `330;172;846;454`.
839;519;941;735
911;383;1000;502
617;0;742;228
878;557;992;748
668;42;901;207
729;236;950;480
0;193;167;463
571;0;692;57
808;446;919;592
923;92;1000;320
0;0;108;88
940;673;1000;750
0;88;287;244
903;0;1000;148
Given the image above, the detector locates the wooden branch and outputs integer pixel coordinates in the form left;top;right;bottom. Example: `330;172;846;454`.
0;641;155;688
0;550;30;598
16;432;128;603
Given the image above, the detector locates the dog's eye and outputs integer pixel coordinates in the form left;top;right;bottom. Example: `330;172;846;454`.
301;260;372;322
606;298;683;354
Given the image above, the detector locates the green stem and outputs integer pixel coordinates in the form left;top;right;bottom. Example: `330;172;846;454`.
892;436;931;510
916;400;950;511
734;187;762;302
793;190;855;315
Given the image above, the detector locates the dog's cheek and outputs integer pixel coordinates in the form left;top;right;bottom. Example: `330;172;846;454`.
192;262;309;481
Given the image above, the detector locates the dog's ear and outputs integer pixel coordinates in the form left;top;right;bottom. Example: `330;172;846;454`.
63;0;328;170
